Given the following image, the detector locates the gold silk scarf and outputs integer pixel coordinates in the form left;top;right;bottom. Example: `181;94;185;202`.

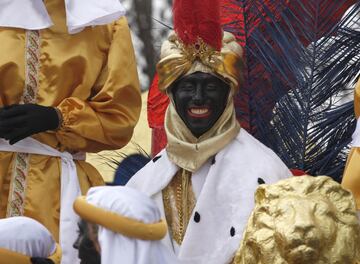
165;93;240;172
157;31;243;93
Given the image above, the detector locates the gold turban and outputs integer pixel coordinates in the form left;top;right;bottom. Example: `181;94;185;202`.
156;31;243;93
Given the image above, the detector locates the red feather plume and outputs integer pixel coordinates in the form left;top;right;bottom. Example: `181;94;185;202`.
173;0;222;51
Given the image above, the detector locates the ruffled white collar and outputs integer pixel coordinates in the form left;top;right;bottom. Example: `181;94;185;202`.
0;0;126;34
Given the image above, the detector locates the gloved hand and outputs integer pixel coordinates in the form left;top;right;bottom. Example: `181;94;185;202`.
0;104;60;145
30;258;55;264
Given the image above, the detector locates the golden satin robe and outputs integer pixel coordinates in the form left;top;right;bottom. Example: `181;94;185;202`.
0;0;141;241
342;79;360;209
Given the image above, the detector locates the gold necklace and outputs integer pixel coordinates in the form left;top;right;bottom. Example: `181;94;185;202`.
163;169;195;245
177;169;191;240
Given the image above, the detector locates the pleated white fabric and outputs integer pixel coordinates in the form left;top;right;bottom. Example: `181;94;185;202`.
64;0;126;34
0;0;53;30
85;186;178;264
0;216;56;258
0;0;126;33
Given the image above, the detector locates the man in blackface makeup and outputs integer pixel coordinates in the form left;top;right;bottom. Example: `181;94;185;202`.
126;0;292;263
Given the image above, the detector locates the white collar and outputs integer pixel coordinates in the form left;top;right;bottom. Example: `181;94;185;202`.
0;0;126;34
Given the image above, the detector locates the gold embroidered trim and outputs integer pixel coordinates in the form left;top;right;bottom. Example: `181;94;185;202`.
162;169;196;245
22;30;41;104
7;30;41;217
7;153;30;217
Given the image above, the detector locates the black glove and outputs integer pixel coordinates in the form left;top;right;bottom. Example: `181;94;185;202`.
0;104;60;145
30;258;55;264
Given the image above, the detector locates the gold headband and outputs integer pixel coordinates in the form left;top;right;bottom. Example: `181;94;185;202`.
156;32;243;93
0;243;61;264
73;196;168;241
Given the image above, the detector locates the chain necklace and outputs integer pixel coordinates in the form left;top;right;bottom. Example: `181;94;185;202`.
163;169;195;245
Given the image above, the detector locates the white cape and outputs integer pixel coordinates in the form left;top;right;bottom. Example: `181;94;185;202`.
127;129;291;264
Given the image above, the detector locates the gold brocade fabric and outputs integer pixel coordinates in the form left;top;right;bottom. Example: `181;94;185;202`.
0;0;141;241
342;79;360;210
7;30;40;218
162;169;196;245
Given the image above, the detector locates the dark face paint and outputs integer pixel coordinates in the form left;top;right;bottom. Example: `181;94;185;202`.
73;220;101;264
171;72;230;138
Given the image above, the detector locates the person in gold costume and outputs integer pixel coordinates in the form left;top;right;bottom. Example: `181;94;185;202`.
234;176;360;264
126;0;291;263
0;0;141;263
342;78;360;216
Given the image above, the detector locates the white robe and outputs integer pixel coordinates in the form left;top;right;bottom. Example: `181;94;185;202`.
127;129;291;264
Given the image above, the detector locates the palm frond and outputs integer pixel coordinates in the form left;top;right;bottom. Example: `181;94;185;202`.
96;141;151;170
232;0;360;180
